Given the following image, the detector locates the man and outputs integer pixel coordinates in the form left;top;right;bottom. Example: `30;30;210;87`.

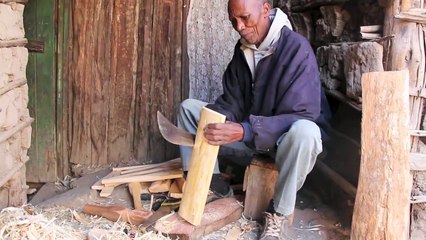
178;0;331;239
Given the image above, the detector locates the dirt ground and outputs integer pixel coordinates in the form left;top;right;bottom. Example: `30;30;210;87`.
25;168;350;240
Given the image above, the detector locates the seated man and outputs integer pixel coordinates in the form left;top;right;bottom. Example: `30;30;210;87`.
178;0;331;239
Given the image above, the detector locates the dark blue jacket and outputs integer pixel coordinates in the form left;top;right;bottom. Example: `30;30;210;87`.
207;27;331;150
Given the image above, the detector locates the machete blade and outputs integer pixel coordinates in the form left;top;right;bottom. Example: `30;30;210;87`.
157;111;195;147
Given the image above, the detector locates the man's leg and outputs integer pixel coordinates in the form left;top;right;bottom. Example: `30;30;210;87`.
273;119;322;216
260;119;322;240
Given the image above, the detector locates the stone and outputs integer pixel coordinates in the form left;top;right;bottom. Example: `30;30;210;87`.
0;3;25;40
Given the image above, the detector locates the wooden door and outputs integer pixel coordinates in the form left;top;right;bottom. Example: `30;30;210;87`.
24;0;57;182
63;0;187;174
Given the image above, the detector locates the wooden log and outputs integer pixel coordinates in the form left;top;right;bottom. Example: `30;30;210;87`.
243;157;278;220
178;107;226;225
351;71;411;240
155;197;243;239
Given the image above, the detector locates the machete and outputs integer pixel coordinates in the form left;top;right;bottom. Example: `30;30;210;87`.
157;111;195;146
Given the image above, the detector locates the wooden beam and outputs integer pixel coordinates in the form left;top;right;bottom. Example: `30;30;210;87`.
178;107;226;225
0;118;33;144
101;170;183;185
0;78;27;96
351;71;411;239
396;8;426;24
0;39;27;48
316;161;357;198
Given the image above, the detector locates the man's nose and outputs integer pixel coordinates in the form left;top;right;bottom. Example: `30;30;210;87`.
236;20;245;32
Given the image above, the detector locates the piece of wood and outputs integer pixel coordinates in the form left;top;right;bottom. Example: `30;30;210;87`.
101;170;183;185
149;179;172;193
129;182;143;210
178;107;226;225
396;8;426;24
360;25;382;33
83;204;152;225
91;171;119;190
155;197;243;239
113;158;181;173
0;158;29;188
116;164;182;178
175;177;186;193
360;32;382;40
0;39;27;48
316;161;357;198
243;157;278;220
99;186;115;198
168;179;182;199
351;71;411;240
0;118;34;144
0;78;27;96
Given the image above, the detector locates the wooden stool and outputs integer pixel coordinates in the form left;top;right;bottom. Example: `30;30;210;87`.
243;154;278;220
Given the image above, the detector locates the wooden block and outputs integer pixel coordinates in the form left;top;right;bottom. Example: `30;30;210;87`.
351;71;411;239
155;197;243;239
99;186;115;198
168;180;182;199
91;171;119;190
129;182;145;210
243;156;278;220
178;107;226;225
148;179;171;193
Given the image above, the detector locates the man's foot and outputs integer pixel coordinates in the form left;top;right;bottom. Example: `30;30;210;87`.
259;212;292;240
210;173;233;197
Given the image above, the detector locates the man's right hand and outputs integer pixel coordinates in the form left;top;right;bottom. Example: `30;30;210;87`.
203;121;244;146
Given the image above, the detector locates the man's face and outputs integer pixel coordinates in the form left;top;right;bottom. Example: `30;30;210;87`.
228;0;271;46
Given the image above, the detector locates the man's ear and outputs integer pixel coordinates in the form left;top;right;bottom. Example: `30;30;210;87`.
262;2;271;16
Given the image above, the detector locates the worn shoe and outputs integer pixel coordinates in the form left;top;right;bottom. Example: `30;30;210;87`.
259;212;291;240
210;173;233;197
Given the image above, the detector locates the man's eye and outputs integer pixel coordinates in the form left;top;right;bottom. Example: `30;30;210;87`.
242;15;250;20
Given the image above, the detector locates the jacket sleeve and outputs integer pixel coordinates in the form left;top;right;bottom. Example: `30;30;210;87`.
249;48;321;150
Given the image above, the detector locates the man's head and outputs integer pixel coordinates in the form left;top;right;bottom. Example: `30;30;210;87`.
228;0;271;46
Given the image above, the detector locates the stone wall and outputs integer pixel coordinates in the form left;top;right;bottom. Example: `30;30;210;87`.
0;0;31;209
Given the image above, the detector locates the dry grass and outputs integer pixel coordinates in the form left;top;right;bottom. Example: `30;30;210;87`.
0;205;171;240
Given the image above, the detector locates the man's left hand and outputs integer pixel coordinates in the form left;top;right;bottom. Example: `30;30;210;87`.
203;121;244;145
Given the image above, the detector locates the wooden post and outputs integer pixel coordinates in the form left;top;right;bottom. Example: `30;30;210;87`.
243;156;278;220
178;107;226;225
351;71;411;240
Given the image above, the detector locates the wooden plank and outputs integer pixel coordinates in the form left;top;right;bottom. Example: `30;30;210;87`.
396;9;426;24
316;161;357;198
410;153;426;171
0;39;27;48
99;186;115;198
411;195;426;204
101;170;183;185
351;71;411;239
360;25;382;33
178;107;226;225
148;179;171;193
134;0;184;163
91;171;118;190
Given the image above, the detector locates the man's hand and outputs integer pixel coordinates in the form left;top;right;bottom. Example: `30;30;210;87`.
203;121;244;145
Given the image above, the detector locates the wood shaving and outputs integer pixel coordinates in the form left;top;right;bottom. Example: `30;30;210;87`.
0;205;171;240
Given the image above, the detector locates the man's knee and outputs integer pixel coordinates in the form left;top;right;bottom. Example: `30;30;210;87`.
287;119;321;141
